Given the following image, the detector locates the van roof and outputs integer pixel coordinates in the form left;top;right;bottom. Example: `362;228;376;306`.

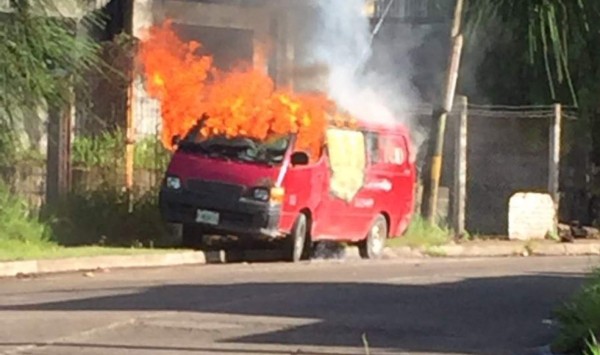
356;120;411;135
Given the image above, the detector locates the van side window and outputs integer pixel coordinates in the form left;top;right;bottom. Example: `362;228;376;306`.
364;131;380;164
382;136;407;166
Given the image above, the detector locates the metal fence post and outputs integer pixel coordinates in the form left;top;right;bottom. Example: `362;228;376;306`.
549;103;562;233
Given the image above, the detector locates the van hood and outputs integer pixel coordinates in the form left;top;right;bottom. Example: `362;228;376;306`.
167;151;281;187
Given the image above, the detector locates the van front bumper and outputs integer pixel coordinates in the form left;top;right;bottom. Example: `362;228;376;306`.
159;187;283;239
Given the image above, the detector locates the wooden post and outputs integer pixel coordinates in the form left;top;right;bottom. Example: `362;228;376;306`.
421;0;464;223
453;96;468;237
46;99;72;208
125;77;135;213
549;103;562;232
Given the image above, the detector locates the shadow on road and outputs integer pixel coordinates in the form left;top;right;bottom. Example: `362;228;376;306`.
0;272;585;354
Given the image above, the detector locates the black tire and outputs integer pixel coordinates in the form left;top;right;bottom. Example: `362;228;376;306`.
285;214;310;262
181;224;203;249
359;215;388;259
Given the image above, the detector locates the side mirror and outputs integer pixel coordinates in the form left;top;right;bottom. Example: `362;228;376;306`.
290;151;309;166
171;135;182;147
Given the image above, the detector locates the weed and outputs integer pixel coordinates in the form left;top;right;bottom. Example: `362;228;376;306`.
362;333;370;355
424;246;448;257
552;268;600;354
388;216;452;249
0;180;54;248
586;332;600;355
524;240;537;255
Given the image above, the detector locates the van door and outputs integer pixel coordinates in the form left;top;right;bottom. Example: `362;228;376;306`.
312;128;368;241
349;131;384;234
381;133;414;236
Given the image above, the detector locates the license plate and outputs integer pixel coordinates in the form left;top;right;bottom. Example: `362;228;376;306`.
196;210;220;225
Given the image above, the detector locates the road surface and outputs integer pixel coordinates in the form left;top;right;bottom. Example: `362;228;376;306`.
0;256;597;355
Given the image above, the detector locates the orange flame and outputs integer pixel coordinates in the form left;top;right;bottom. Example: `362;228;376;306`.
138;20;353;159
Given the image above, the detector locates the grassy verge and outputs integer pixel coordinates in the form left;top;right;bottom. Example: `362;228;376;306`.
552;268;600;354
0;178;182;262
387;216;452;249
0;240;177;262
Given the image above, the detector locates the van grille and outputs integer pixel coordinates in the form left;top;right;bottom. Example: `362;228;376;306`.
186;179;245;197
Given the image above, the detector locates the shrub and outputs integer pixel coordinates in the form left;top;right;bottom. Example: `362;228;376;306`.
0;180;54;249
553;269;600;354
45;186;176;248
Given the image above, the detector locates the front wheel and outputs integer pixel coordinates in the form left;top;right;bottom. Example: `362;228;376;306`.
285;214;310;262
359;215;388;259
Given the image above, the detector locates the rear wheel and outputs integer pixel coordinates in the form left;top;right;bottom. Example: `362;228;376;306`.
285;214;310;262
359;215;388;259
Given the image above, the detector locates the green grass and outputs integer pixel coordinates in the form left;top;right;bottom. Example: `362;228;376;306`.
0;180;56;254
387;216;452;249
0;240;178;262
0;177;180;262
552;268;600;354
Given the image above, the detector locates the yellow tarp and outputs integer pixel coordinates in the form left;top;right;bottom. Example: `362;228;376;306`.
326;128;366;202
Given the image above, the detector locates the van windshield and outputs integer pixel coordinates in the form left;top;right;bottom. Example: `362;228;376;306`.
177;131;290;166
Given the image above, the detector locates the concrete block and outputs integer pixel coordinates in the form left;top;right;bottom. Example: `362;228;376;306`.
509;192;555;241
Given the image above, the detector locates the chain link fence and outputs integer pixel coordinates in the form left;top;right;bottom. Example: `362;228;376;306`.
408;102;584;236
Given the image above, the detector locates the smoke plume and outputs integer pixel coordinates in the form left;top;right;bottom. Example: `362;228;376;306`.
302;0;426;154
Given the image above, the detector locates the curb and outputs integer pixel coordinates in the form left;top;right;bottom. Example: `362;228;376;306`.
384;240;600;259
2;241;600;278
0;251;207;278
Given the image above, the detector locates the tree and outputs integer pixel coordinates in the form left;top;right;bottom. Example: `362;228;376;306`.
0;0;103;158
462;0;600;107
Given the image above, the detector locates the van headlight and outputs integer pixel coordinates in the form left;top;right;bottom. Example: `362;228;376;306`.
252;187;270;201
165;176;182;190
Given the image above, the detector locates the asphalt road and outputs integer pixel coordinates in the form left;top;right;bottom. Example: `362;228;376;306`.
0;256;598;355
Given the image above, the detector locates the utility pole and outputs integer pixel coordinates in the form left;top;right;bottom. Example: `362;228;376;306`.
125;0;136;213
421;0;465;223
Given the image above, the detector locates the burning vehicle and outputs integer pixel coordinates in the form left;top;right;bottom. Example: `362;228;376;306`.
140;21;416;262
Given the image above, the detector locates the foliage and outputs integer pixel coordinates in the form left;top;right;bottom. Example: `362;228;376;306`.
388;216;451;248
71;130;171;171
0;0;104;127
586;333;600;355
0;180;55;251
552;268;600;354
45;186;176;248
463;0;600;106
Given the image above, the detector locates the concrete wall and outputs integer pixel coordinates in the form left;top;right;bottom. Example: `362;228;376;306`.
130;0;297;138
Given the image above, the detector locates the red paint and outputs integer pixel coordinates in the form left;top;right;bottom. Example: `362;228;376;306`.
165;122;416;242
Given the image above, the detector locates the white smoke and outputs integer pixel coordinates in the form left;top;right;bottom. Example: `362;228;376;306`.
304;0;427;153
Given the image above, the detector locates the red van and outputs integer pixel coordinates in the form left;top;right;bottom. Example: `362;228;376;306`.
159;120;416;262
